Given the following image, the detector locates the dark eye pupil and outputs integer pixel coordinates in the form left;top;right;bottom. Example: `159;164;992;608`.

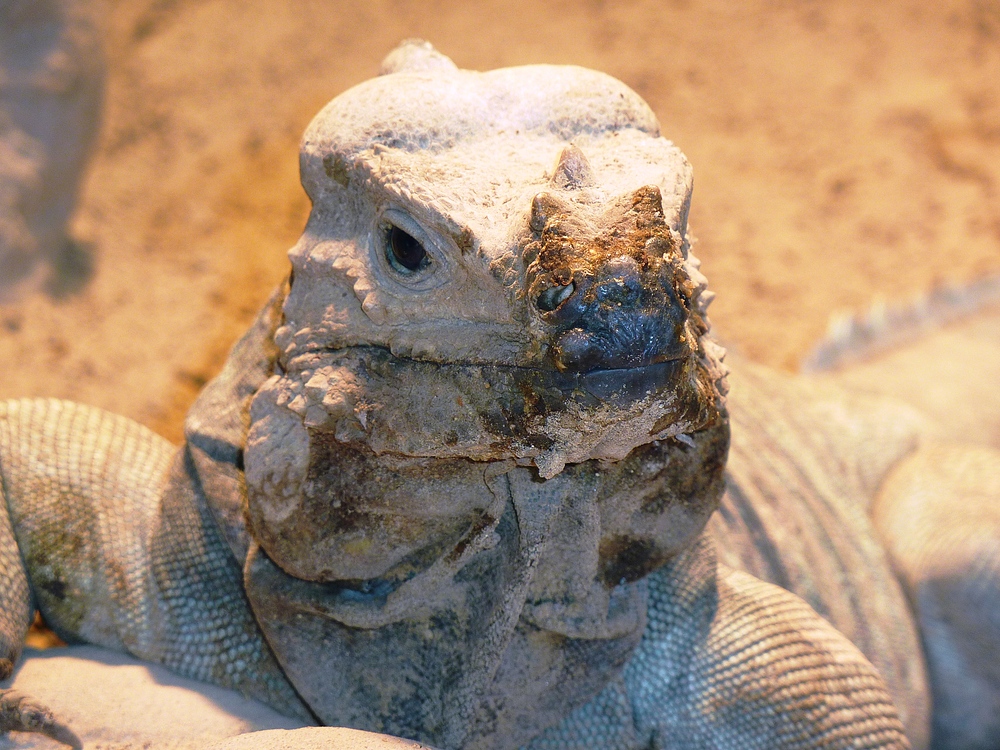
388;225;427;272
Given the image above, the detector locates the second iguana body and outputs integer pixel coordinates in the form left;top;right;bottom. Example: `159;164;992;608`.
2;41;999;750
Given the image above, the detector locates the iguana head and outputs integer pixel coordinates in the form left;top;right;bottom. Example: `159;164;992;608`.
239;41;728;748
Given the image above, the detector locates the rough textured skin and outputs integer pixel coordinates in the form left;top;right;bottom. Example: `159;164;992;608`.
2;40;999;750
0;397;309;722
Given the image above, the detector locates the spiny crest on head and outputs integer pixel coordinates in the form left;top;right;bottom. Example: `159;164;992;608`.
379;39;458;76
550;144;595;190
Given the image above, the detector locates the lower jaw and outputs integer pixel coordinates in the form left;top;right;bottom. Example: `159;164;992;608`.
272;346;704;461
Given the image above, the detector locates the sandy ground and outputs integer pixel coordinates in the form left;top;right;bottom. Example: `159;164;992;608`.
1;0;999;447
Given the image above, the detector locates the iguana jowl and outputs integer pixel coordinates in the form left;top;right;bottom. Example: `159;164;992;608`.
3;40;1000;750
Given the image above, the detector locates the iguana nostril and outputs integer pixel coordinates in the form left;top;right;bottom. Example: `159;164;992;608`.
538;282;576;312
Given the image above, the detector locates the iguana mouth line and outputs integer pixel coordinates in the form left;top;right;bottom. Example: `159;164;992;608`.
289;343;689;401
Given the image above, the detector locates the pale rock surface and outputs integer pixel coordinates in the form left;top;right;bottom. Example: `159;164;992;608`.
1;648;437;749
206;728;438;750
0;646;304;749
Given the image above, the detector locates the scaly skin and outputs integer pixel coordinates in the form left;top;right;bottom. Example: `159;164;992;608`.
0;395;309;725
1;291;912;749
2;40;999;750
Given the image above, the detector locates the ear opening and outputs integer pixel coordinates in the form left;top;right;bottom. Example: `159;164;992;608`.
379;39;458;76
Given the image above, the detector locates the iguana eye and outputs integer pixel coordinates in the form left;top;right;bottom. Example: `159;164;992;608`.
387;224;429;273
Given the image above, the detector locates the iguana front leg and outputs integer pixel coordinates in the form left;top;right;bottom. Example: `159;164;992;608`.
0;436;77;747
0;398;309;745
0;446;33;679
668;564;909;748
0;398;176;659
528;535;910;749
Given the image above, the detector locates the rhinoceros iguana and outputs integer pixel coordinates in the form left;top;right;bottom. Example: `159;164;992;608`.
2;39;1000;750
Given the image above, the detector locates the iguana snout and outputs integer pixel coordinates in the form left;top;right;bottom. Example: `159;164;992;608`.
525;175;696;377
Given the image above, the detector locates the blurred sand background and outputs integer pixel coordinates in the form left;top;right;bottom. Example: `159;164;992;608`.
1;0;999;444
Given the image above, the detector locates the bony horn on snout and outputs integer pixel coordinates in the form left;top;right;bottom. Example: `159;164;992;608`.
550;144;596;190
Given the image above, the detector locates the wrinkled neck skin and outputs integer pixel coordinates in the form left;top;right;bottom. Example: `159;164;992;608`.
238;325;727;748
